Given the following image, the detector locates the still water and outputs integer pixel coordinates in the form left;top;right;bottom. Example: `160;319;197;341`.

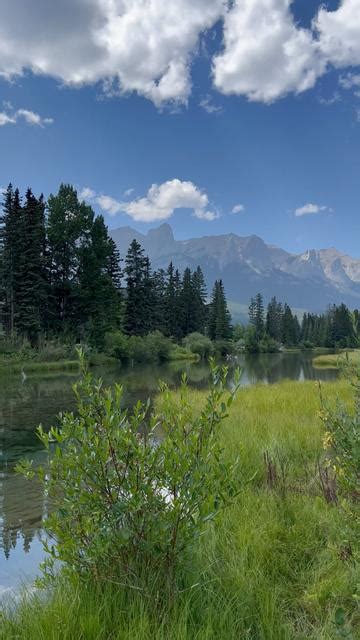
0;352;338;595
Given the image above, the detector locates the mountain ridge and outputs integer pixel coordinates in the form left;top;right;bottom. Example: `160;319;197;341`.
110;223;360;315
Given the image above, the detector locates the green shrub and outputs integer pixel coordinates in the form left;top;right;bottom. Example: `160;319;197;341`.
213;339;233;357
104;331;130;361
183;332;214;359
320;364;360;505
244;326;259;353
17;356;240;600
259;335;280;353
145;331;172;362
300;340;315;350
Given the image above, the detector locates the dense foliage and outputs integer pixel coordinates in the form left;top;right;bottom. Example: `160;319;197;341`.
321;359;360;526
235;292;359;353
17;357;240;599
0;184;232;353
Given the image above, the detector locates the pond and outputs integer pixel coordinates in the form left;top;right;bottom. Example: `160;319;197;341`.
0;351;338;596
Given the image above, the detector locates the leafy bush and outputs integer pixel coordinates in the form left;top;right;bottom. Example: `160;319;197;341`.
213;339;233;357
145;331;173;362
37;339;76;362
183;332;214;359
320;362;360;532
259;335;280;353
244;326;259;353
300;340;315;350
104;331;172;363
18;356;240;599
104;331;130;361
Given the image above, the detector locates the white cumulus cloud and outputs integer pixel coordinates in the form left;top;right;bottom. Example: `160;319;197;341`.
81;179;218;222
1;1;360;106
213;0;324;103
0;0;225;107
213;0;360;103
294;203;330;217
315;0;360;69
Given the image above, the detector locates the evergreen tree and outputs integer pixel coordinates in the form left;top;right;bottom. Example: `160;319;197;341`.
249;293;265;340
164;261;177;337
77;216;122;346
124;239;148;336
151;268;167;334
47;184;94;333
142;256;157;334
326;303;356;348
107;238;122;291
208;280;232;340
266;296;283;342
180;267;196;337
173;268;183;340
281;303;299;346
14;189;47;345
192;266;207;334
0;185;23;336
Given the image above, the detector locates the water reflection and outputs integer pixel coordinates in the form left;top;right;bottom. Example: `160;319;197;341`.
0;353;338;592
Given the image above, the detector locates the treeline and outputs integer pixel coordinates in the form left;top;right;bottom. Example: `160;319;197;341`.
236;293;359;352
0;183;232;351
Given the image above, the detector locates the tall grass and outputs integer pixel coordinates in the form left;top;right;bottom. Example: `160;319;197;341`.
313;350;360;369
1;380;359;639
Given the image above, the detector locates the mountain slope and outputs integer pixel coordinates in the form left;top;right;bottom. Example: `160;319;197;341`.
110;223;360;315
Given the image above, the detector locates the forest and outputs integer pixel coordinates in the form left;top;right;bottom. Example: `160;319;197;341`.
241;292;360;352
0;184;231;362
1;183;359;365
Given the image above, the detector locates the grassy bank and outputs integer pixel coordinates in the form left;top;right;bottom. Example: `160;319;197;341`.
0;353;119;375
2;379;359;639
313;349;360;369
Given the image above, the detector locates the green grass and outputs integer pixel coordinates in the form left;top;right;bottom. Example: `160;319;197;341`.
1;380;359;639
313;349;360;369
0;354;118;375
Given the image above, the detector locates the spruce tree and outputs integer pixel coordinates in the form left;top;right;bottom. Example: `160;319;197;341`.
180;267;196;337
266;296;283;342
249;293;265;340
107;238;122;291
15;189;47;345
124;239;147;335
0;185;23;336
77;216;122;346
47;184;94;334
151;268;167;334
192;266;207;334
208;280;232;340
164;261;177;337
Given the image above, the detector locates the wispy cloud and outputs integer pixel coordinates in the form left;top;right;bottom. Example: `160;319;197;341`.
199;94;223;115
231;203;245;214
0;103;53;127
294;203;332;217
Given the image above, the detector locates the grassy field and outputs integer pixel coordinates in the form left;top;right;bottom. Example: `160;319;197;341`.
1;379;359;639
313;349;360;369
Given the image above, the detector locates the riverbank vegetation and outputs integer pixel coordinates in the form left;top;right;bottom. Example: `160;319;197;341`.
0;183;233;370
1;365;359;639
235;292;360;354
313;350;360;369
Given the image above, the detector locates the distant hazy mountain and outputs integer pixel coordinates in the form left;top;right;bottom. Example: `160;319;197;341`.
110;224;360;319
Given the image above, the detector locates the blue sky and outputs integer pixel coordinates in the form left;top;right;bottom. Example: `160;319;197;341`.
0;0;359;257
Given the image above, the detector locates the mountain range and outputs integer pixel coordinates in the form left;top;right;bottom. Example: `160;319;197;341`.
110;224;360;321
